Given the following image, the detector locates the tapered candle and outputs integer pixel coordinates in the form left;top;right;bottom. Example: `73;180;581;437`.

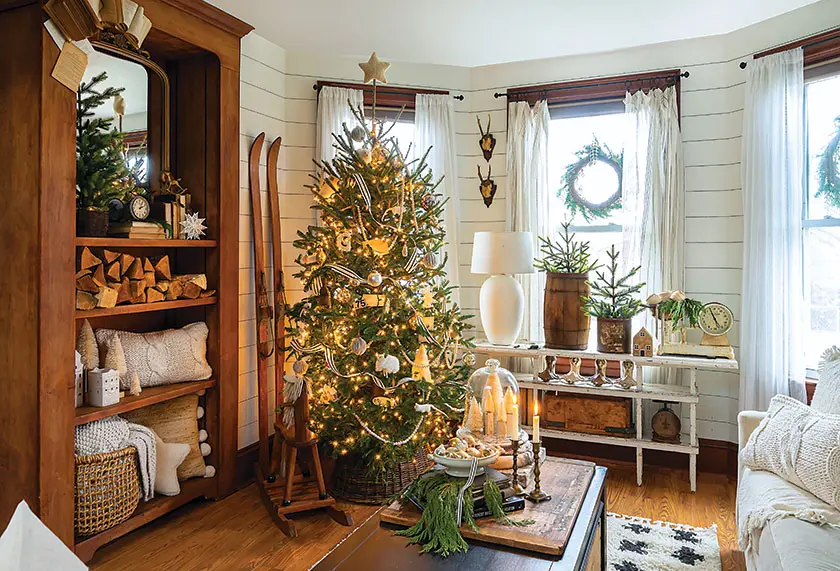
533;399;540;443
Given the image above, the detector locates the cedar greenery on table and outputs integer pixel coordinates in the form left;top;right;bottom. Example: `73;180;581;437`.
534;221;600;275
657;297;704;329
582;245;645;319
396;472;534;557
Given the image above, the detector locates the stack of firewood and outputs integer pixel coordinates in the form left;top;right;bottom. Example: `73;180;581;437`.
75;247;215;310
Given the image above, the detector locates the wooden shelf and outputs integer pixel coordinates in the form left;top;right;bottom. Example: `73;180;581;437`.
75;237;217;248
523;425;698;454
74;477;215;563
75;379;216;425
75;297;216;319
517;378;700;404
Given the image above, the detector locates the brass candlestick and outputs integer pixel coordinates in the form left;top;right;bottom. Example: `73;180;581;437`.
526;441;551;503
510;439;526;495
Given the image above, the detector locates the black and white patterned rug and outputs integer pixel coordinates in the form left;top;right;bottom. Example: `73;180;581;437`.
607;513;721;571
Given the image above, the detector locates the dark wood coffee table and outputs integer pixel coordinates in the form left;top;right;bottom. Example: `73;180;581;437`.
312;465;607;571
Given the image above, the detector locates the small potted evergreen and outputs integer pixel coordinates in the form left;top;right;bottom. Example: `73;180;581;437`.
535;221;599;349
582;245;645;353
76;72;133;236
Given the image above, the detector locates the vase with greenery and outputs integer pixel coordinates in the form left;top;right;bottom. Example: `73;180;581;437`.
535;221;600;349
582;245;645;353
76;72;133;236
655;295;704;343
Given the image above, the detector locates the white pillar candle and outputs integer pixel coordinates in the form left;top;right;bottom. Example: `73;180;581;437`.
508;395;519;440
533;399;540;443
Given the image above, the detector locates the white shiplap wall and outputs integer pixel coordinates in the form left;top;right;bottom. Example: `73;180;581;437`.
235;0;840;448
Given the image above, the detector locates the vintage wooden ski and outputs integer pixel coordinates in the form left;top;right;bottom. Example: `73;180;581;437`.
248;132;273;475
266;137;286;427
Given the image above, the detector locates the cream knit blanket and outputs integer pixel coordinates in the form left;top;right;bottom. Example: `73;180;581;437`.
75;416;156;501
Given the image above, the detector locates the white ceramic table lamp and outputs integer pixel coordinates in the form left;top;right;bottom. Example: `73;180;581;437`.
471;231;534;346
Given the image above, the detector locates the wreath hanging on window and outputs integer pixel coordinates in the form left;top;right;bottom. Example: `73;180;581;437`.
817;116;840;210
559;138;623;222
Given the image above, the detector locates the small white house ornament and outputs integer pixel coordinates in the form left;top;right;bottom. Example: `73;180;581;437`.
87;368;120;407
180;212;207;240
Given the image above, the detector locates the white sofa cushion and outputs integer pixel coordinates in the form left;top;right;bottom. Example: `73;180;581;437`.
740;395;840;510
757;515;840;571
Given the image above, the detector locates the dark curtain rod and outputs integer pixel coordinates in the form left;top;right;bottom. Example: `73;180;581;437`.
493;71;689;99
739;34;840;68
313;83;464;100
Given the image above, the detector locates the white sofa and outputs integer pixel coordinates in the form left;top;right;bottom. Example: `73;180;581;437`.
737;410;840;571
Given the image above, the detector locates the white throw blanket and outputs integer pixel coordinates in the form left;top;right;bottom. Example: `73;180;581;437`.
75;416;156;501
738;468;840;565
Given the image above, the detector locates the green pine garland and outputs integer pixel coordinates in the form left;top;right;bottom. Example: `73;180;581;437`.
396;472;534;557
816;116;840;210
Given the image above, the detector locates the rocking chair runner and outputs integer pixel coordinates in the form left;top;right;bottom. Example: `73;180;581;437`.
251;134;352;538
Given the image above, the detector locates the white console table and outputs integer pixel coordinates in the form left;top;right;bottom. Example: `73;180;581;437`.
471;342;739;492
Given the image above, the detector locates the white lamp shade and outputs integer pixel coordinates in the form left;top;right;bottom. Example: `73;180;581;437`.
471;231;534;275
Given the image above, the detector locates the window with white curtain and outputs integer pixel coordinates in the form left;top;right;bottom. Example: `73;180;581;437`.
546;101;629;268
803;66;840;373
365;109;415;156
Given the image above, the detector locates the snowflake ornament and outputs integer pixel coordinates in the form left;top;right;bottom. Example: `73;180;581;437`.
180;212;207;240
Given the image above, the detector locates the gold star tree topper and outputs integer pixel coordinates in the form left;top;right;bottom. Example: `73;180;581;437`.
359;52;390;84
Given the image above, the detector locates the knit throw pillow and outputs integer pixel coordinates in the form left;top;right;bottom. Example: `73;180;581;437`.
95;322;212;389
124;395;205;480
740;394;840;509
812;346;840;414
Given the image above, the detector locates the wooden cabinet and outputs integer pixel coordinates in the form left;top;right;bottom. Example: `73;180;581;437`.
543;393;635;438
0;0;251;560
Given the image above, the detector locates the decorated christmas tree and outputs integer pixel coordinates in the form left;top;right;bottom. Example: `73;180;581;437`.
287;85;473;474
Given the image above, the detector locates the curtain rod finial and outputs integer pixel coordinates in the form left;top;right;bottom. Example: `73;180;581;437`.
453;94;465;101
680;71;690;78
740;62;748;69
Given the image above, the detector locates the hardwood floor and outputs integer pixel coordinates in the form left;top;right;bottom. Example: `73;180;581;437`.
89;460;745;571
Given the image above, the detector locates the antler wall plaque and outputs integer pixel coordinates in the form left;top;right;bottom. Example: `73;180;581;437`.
477;115;496;161
477;165;497;208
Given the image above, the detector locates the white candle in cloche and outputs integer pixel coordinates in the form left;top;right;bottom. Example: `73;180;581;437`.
507;392;519;439
533;399;540;443
483;385;495;436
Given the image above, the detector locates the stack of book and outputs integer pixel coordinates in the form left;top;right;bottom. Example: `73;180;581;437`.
108;221;166;239
44;0;102;41
158;194;190;239
408;467;525;520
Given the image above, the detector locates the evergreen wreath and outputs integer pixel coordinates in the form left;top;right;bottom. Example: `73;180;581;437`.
817;116;840;210
559;138;623;222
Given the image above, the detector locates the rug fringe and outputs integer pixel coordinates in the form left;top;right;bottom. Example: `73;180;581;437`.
607;512;718;534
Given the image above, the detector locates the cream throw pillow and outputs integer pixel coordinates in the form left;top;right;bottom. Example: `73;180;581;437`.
95;322;212;388
812;346;840;414
741;394;840;509
153;434;190;496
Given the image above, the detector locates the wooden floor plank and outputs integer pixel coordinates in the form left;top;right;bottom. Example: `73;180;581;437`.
89;460;745;571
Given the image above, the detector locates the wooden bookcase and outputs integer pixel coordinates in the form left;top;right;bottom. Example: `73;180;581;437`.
0;0;251;562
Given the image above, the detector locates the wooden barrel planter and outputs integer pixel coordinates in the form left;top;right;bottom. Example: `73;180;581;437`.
596;317;632;353
544;272;590;350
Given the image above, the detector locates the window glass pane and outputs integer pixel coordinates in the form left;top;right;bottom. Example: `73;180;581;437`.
365;112;415;157
547;111;628;267
805;74;840;220
804;226;840;368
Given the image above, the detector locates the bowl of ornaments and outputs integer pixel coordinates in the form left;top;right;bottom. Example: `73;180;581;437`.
429;434;503;477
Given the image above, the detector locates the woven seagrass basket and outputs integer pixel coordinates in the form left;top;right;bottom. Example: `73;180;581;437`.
331;448;434;504
74;446;140;537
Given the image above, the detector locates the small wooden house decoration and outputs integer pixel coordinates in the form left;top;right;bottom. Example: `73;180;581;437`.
632;327;655;357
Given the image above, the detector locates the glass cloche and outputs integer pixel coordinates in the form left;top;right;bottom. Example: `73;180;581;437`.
463;359;520;442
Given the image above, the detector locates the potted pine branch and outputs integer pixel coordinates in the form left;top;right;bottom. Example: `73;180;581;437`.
76;72;133;237
582;245;645;353
535;221;599;349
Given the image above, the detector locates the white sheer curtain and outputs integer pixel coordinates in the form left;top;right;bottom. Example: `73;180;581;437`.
740;48;806;411
316;86;364;166
415;94;460;304
507;100;550;343
622;86;685;385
